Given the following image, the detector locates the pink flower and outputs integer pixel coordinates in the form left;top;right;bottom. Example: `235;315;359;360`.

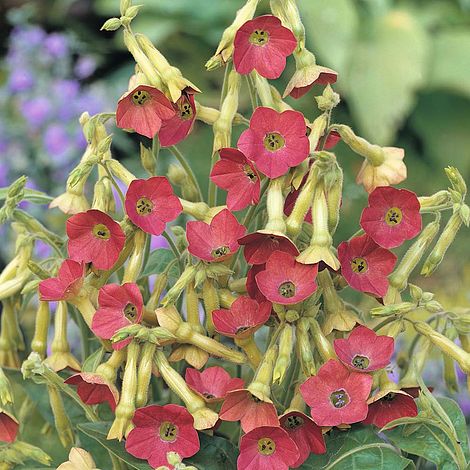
283;173;313;223
334;325;394;372
285;65;338;99
186;209;246;262
0;410;18;443
116;85;175;139
219;389;280;433
237;426;299;470
39;259;85;301
213;296;271;339
239;231;299;265
233;15;297;79
300;360;372;427
255;251;318;305
337;234;397;298
246;264;268;303
67;210;126;271
280;411;326;467
91;283;143;350
360;186;421;249
363;390;418;428
159;92;196;147
210;148;260;211
125;177;182;236
65;373;119;411
184;366;244;403
125;404;200;468
238;107;310;179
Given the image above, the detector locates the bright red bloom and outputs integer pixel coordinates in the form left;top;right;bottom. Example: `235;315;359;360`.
283;173;313;224
66;209;126;271
337;234;397;298
39;259;85;301
125;404;200;468
91;283;143;350
238;107;310;179
0;410;19;443
159;92;196;147
334;325;394;373
125;177;182;236
238;426;299;470
318;130;341;151
184;366;244;403
280;411;326;467
116;84;175;139
247;264;268;303
213;296;271;339
233;15;297;79
65;373;119;411
239;231;299;265
360;186;422;249
219;389;280;433
255;251;318;305
186;209;246;262
286;66;338;99
210;148;260;211
363;390;418;428
300;360;372;427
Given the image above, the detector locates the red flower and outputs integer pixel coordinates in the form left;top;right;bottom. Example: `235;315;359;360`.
238;107;310;179
334;325;394;373
67;209;126;271
185;366;244;403
233;15;297;79
39;259;85;301
286;66;338;99
283;173;313;223
300;360;372;427
116;85;175;139
360;186;422;249
125;404;200;468
210;148;260;211
246;264;268;303
237;426;299;470
65;373;119;411
337;234;397;298
91;283;143;350
239;231;299;265
213;296;271;339
159;92;196;147
125;177;182;236
280;411;326;467
186;209;246;262
319;130;341;151
219;389;279;433
255;251;318;305
363;390;418;428
0;410;18;443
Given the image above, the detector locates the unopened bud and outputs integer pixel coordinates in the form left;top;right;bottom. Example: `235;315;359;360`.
101;17;122;31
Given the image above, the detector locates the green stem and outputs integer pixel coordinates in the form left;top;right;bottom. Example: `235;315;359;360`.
101;162;125;208
169;146;203;202
152;136;160;174
162;230;183;272
245;75;258;111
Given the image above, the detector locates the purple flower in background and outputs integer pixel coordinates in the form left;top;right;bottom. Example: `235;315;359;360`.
0;164;8;187
8;69;34;92
151;235;170;250
20;97;53;129
44;33;69;58
11;25;46;48
34;240;53;259
43;124;73;160
74;56;97;79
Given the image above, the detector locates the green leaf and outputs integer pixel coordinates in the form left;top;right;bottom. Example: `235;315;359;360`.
0;187;53;204
186;433;238;470
385;397;469;470
344;9;429;144
140;248;178;279
77;422;154;470
428;30;470;98
298;0;359;73
82;347;105;373
299;426;413;469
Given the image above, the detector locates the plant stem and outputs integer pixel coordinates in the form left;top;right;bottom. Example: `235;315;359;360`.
169;146;203;202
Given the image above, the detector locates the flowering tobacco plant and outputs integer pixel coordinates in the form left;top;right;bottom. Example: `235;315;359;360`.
0;0;470;469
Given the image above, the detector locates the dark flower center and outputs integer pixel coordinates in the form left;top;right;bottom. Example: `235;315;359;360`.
92;223;111;240
178;100;194;120
330;389;349;408
243;164;257;181
385;207;403;226
352;354;370;369
132;89;151;106
249;29;269;46
257;437;276;455
284;415;304;429
211;245;230;258
124;303;138;322
383;392;396;401
350;257;368;274
159;421;178;442
136;197;154;216
236;326;251;334
263;132;285;152
278;281;296;298
202;392;216;399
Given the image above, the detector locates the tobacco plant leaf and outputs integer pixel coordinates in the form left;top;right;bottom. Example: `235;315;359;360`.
140;248;178;279
299;426;414;469
185;433;238;469
384;397;470;470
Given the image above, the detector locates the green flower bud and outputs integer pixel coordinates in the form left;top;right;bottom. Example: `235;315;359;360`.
101;18;122;31
273;324;294;384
